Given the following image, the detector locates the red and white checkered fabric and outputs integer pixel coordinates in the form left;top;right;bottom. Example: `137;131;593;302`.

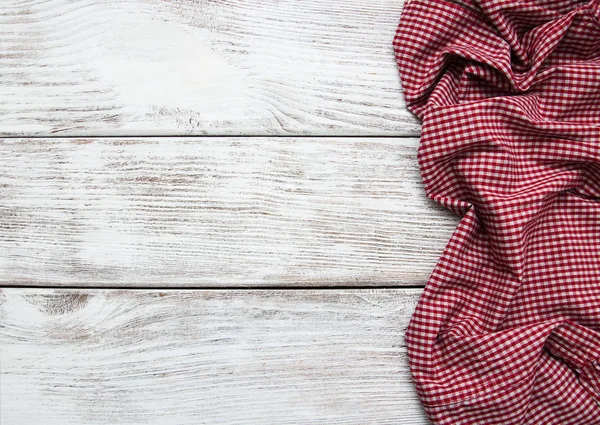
394;1;600;423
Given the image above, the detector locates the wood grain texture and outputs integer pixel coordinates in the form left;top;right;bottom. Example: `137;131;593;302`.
0;137;458;287
0;288;430;425
0;0;418;137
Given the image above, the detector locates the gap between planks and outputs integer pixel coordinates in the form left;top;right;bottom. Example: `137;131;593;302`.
0;284;430;290
0;134;422;139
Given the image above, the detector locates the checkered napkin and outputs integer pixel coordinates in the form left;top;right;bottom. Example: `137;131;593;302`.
394;1;600;423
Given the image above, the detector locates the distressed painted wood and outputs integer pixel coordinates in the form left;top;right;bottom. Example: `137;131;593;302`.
0;0;418;137
0;288;429;425
0;137;457;287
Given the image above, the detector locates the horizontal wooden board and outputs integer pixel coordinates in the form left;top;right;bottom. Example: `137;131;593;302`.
0;288;429;425
0;137;458;287
0;0;418;137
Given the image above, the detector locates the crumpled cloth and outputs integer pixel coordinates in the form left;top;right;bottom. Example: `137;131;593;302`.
394;1;600;423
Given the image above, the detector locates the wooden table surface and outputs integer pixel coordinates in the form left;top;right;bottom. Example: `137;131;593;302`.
0;1;458;423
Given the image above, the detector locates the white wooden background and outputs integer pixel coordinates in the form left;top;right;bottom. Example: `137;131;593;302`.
0;0;457;423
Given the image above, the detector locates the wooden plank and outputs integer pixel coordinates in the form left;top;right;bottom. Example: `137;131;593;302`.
0;288;429;425
0;137;458;287
0;0;418;137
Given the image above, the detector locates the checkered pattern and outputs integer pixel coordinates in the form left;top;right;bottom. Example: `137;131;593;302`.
394;1;600;423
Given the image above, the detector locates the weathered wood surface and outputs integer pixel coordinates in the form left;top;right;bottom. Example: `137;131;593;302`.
0;288;430;425
0;137;457;287
0;0;418;137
